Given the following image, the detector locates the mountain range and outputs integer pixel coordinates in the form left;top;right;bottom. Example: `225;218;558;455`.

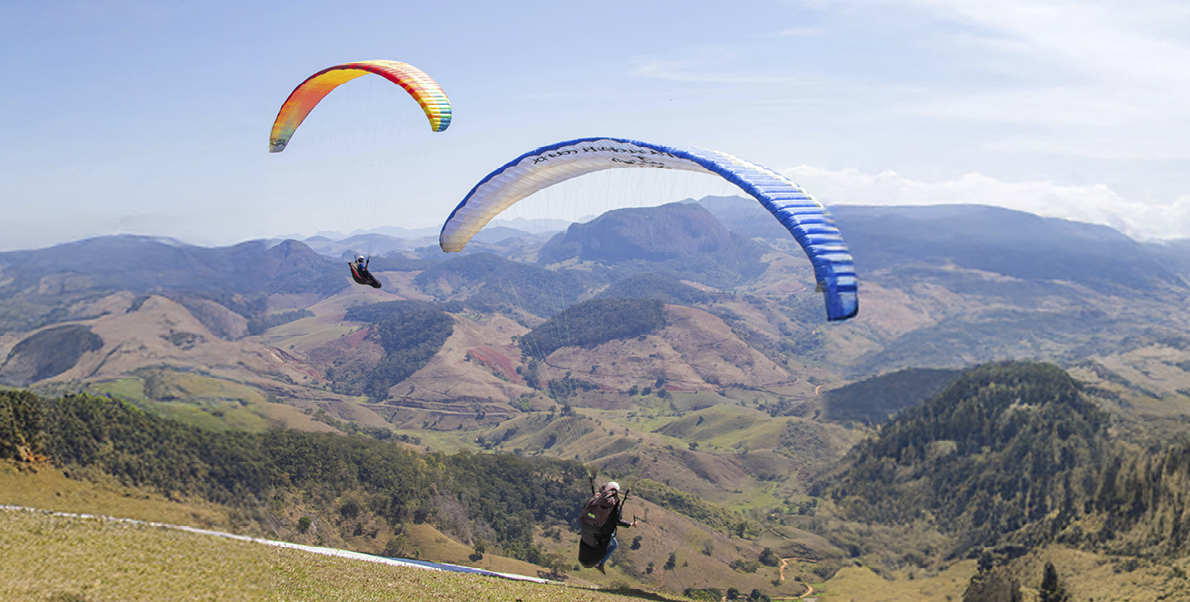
4;198;1189;411
4;199;1190;597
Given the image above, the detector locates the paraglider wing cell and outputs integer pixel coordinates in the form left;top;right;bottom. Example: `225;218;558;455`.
438;137;858;321
269;60;452;153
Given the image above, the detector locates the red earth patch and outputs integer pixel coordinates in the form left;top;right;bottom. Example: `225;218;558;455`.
468;345;525;385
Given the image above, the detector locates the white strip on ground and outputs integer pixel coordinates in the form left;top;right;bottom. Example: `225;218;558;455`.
2;505;553;585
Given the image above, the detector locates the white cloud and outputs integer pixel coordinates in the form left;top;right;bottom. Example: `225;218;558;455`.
785;165;1190;241
886;0;1190;159
914;0;1190;83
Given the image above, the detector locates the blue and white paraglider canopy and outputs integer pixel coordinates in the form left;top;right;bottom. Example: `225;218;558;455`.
439;137;858;321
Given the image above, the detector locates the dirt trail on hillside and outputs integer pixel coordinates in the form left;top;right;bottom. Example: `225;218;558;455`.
777;557;817;600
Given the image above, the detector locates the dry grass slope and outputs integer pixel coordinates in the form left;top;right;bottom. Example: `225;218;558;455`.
0;509;682;602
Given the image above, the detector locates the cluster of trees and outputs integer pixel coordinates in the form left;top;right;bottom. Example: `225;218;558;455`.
632;478;755;536
516;361;600;402
684;587;771;602
519;298;664;358
826;361;1190;559
0;390;591;565
958;554;1070;602
542;373;600;400
6;390;269;504
246;309;313;336
442;451;589;562
339;301;456;400
305;407;416;442
0;389;42;461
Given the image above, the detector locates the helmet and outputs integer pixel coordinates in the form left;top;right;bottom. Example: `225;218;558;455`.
605;481;620;493
357;255;366;262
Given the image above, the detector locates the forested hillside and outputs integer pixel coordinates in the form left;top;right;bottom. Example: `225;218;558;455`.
596;273;714;306
0;389;588;564
0;387;831;598
339;300;456;400
520;298;665;358
826;361;1190;562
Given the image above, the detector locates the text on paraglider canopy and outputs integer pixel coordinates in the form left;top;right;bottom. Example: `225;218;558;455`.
611;156;668;167
530;145;680;165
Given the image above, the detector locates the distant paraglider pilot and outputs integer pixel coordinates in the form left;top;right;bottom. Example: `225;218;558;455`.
350;255;381;288
578;480;636;574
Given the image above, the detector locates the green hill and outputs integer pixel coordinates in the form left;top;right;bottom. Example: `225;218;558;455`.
596;274;714;306
338;300;455;400
1;389;589;562
520;298;665;358
825;361;1190;563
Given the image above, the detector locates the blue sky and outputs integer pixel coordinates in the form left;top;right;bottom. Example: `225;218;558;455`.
3;0;1189;251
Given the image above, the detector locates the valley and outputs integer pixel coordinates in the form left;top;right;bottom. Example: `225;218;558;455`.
4;199;1190;600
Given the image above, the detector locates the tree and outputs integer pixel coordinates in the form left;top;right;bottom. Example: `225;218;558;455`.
544;552;570;578
963;567;1023;602
978;550;995;573
684;590;723;602
384;533;411;558
297;516;312;534
759;547;780;567
1038;562;1069;602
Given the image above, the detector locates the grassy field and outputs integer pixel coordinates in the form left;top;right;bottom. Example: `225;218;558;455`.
89;372;271;433
388;427;479;454
7;461;1190;601
808;562;978;602
0;461;807;600
0;462;234;532
0;508;680;602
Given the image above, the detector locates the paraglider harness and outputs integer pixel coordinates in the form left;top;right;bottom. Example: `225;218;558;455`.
577;475;633;568
349;256;382;289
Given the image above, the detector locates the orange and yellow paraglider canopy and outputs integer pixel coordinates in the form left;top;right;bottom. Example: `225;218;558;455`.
269;60;451;153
